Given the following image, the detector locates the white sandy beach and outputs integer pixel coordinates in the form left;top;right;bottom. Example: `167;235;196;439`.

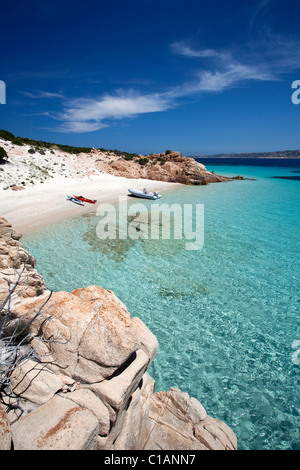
0;139;179;233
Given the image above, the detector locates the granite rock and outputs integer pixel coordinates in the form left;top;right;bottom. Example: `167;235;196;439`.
0;402;12;450
1;219;237;451
144;387;237;450
107;151;228;185
11;395;99;450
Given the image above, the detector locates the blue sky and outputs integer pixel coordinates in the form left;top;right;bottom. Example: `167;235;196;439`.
1;0;300;154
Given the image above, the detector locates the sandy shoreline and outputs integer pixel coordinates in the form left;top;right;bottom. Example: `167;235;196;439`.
2;174;179;234
0;138;180;234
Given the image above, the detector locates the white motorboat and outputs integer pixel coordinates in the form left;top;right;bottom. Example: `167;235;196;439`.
128;188;162;200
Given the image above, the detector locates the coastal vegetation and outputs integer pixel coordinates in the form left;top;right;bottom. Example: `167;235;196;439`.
0;128;172;163
0;130;15;141
0;129;93;155
0;129;139;158
137;157;149;165
0;129;229;188
0;146;8;163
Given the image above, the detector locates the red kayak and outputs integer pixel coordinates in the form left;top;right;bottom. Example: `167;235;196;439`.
73;195;97;204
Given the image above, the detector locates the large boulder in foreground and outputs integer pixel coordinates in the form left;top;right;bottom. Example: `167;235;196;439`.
5;281;237;451
11;395;99;450
11;285;158;384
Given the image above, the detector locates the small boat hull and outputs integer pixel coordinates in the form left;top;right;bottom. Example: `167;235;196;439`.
74;195;97;204
128;188;161;200
67;195;84;206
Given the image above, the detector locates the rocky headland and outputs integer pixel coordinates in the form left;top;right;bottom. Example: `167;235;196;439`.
0;135;228;190
96;150;229;185
0;217;237;450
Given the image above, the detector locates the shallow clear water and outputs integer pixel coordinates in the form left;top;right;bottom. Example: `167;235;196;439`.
23;159;300;450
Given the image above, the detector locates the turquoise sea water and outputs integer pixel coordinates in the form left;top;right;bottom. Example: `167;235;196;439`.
22;159;300;450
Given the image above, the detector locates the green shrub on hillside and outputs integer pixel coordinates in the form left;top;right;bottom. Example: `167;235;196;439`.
12;138;23;146
157;156;166;165
138;157;149;165
0;128;145;159
0;146;8;162
0;131;92;155
0;129;15;141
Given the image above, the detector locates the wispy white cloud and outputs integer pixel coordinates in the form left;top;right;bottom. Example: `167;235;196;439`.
168;41;274;97
170;42;219;59
58;91;170;122
50;50;274;133
45;32;300;134
21;90;65;99
177;65;271;95
51;90;172;133
169;32;300;93
54;121;107;133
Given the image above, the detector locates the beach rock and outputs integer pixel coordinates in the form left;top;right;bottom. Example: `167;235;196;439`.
194;415;238;450
96;151;228;185
144;387;237;450
109;372;155;450
10;185;25;191
130;316;158;365
232;175;244;180
11;286;142;383
0;403;12;450
10;360;66;405
0;217;47;304
11;230;22;240
62;388;110;436
87;349;149;410
0;255;10;269
11;395;99;450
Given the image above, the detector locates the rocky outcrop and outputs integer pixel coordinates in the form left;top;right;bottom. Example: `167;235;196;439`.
0;403;11;450
95;151;229;185
10;395;99;450
0;217;237;450
0;217;47;304
144;388;237;450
